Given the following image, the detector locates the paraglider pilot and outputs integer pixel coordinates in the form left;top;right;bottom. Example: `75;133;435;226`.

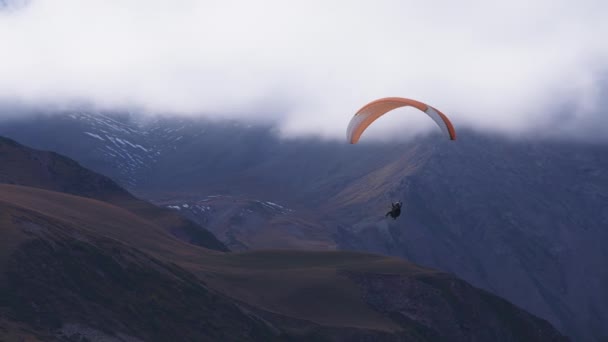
386;201;402;220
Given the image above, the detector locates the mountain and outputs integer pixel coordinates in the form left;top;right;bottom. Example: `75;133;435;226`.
0;112;417;249
152;194;336;251
0;185;278;342
330;134;608;342
0;135;228;251
0;112;397;197
0;138;568;341
1;112;605;341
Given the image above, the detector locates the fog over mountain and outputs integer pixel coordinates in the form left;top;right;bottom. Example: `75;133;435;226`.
1;0;607;141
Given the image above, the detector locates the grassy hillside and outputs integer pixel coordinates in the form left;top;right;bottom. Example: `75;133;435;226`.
0;184;568;341
0;136;227;251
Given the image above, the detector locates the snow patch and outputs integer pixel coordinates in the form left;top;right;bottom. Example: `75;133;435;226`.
84;132;105;141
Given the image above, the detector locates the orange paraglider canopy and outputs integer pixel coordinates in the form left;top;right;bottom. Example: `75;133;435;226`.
346;97;456;143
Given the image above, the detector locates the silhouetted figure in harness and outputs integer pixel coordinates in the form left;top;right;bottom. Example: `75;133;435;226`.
386;201;402;220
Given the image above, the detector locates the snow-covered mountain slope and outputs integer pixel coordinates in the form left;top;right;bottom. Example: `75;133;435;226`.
71;112;159;186
0;112;198;188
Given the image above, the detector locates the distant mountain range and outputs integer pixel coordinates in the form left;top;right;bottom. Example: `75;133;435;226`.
0;135;568;341
2;111;605;341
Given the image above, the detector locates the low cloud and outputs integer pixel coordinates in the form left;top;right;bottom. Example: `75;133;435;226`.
1;0;607;141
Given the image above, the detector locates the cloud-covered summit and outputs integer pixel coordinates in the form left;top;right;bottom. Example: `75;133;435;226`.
1;0;607;141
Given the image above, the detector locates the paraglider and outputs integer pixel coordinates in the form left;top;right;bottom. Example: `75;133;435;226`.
386;201;403;220
346;97;456;144
347;97;456;220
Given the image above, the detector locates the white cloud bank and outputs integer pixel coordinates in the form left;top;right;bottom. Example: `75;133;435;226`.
1;0;607;141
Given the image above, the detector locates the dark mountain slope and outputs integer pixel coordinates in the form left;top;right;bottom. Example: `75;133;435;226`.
0;183;567;341
0;192;279;341
332;133;608;342
0;136;227;251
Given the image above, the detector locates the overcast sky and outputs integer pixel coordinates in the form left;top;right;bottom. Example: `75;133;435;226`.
1;0;607;141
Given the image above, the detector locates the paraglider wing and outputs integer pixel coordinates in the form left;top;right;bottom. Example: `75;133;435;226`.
346;97;456;143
